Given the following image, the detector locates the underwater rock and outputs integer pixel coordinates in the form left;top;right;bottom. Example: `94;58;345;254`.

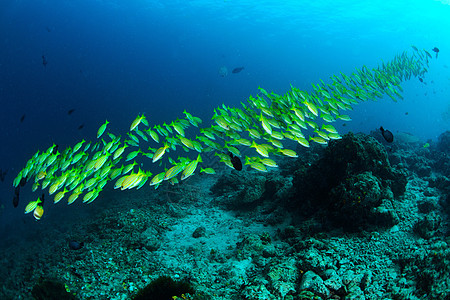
210;172;266;208
192;226;206;238
299;246;333;274
139;226;161;251
413;211;442;239
298;270;331;298
235;234;271;260
437;130;450;153
266;258;298;298
431;151;450;177
292;133;406;231
329;172;399;230
323;269;344;293
241;283;274;300
417;199;438;214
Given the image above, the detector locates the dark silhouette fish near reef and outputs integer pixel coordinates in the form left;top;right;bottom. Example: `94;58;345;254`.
0;169;7;182
232;66;244;74
380;126;394;143
229;153;242;171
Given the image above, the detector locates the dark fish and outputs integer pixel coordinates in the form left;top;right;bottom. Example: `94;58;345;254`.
68;109;75;115
405;112;409;115
229;153;242;171
42;55;47;67
45;26;51;32
78;124;84;130
13;186;20;208
20;114;25;123
380;126;394;143
232;67;244;74
69;241;84;250
0;168;7;182
418;77;423;83
432;47;439;58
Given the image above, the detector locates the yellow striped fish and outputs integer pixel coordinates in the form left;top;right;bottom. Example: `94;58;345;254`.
181;154;202;180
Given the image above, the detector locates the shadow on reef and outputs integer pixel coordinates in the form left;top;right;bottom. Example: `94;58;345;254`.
132;275;196;300
291;132;406;232
31;278;77;300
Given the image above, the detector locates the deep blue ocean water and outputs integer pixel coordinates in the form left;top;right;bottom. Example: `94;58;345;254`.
0;0;449;238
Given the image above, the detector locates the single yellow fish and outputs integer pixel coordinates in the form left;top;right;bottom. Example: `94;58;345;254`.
97;120;109;138
130;114;146;131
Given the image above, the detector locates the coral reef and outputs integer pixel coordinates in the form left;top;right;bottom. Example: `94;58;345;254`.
437;130;450;153
291;132;405;231
2;129;449;300
31;278;77;300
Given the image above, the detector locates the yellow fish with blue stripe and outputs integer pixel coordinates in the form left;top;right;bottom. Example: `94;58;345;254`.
130;114;147;131
181;154;202;180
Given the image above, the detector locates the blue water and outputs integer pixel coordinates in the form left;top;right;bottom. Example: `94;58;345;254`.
0;0;449;229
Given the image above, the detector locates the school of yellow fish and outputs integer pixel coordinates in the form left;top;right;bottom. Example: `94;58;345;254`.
14;47;433;220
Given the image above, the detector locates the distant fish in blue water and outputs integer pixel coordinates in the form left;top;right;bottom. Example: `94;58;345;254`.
0;168;6;182
69;241;84;250
42;55;47;67
380;126;394;143
432;47;439;58
20;114;25;123
68;109;75;115
78;124;84;130
232;67;244;74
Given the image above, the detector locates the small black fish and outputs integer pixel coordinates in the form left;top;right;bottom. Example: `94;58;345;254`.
13;186;20;208
229;153;242;171
418;77;423;83
20;114;25;123
405;112;409;115
68;109;75;115
232;67;244;74
432;47;439;58
42;55;47;67
380;126;394;143
78;124;84;130
69;241;84;250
